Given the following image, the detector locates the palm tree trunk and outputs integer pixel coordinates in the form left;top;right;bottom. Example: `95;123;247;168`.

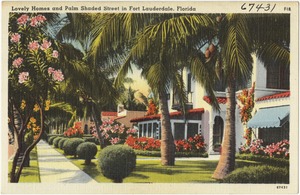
91;103;105;149
159;91;175;166
212;78;236;180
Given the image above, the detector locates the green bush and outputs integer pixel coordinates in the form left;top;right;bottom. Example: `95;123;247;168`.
236;154;289;167
98;145;136;183
223;165;289;183
48;136;57;145
76;142;98;164
58;138;68;149
83;136;99;145
64;138;84;157
53;137;63;148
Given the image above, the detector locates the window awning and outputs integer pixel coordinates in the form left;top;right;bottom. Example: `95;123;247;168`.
247;106;290;128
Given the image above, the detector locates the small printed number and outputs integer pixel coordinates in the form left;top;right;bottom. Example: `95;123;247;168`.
277;186;288;189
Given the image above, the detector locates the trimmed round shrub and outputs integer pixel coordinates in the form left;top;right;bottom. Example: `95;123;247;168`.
48;136;57;145
223;165;289;183
98;145;136;183
53;137;63;148
58;138;68;149
83;136;99;145
76;142;98;164
63;138;84;157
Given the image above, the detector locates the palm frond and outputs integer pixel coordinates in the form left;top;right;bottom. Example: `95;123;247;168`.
114;55;133;88
221;14;253;84
257;42;290;69
50;102;76;114
190;53;220;110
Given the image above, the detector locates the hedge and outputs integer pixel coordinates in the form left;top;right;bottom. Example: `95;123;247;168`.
76;142;98;164
98;145;136;183
236;154;289;167
48;136;57;145
64;138;84;157
222;165;289;183
58;138;69;149
53;137;64;148
134;150;208;158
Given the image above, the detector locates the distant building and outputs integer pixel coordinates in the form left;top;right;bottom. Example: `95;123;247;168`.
101;104;146;128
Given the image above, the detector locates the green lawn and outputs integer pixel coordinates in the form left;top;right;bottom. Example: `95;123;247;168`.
55;146;261;183
8;147;40;183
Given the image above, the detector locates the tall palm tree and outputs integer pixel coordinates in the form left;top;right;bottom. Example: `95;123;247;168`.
81;13;216;165
112;14;215;165
210;14;290;179
47;13;121;148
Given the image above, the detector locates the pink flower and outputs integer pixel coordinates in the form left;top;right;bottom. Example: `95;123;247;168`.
17;14;29;25
52;50;59;58
10;33;21;43
28;41;39;51
30;17;39;27
30;15;47;27
126;128;137;134
52;69;64;82
40;39;51;50
18;72;29;83
48;67;55;74
110;137;120;145
36;14;47;23
12;57;23;68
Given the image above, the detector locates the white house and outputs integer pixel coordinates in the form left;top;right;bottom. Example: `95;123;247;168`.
130;56;290;155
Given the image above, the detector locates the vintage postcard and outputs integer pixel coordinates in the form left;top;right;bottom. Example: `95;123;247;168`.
1;1;299;194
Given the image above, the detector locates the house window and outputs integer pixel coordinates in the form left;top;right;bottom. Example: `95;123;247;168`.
174;123;185;140
172;86;181;110
187;73;192;93
153;122;160;139
143;124;147;137
138;124;142;137
213;116;224;151
187;123;199;138
266;65;289;89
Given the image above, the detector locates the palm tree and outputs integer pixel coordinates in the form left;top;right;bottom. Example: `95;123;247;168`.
111;14;215;165
51;14;120;148
210;14;290;179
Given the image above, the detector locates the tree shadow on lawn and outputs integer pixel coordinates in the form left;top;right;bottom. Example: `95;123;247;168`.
80;162;101;179
134;160;259;178
235;159;262;168
135;160;219;176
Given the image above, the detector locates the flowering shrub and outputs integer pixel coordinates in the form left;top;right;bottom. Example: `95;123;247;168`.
63;121;84;137
239;139;289;159
175;134;206;153
237;82;255;124
237;83;255;146
125;134;206;153
125;135;161;151
91;119;137;146
264;140;289;158
146;99;158;116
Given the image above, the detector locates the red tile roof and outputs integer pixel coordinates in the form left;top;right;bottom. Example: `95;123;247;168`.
101;112;118;116
256;91;290;102
203;96;227;104
130;108;204;123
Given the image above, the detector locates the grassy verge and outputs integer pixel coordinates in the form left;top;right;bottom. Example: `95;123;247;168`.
8;147;40;183
55;146;261;183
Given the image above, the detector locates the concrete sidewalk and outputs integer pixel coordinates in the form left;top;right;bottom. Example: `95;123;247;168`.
36;140;97;183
